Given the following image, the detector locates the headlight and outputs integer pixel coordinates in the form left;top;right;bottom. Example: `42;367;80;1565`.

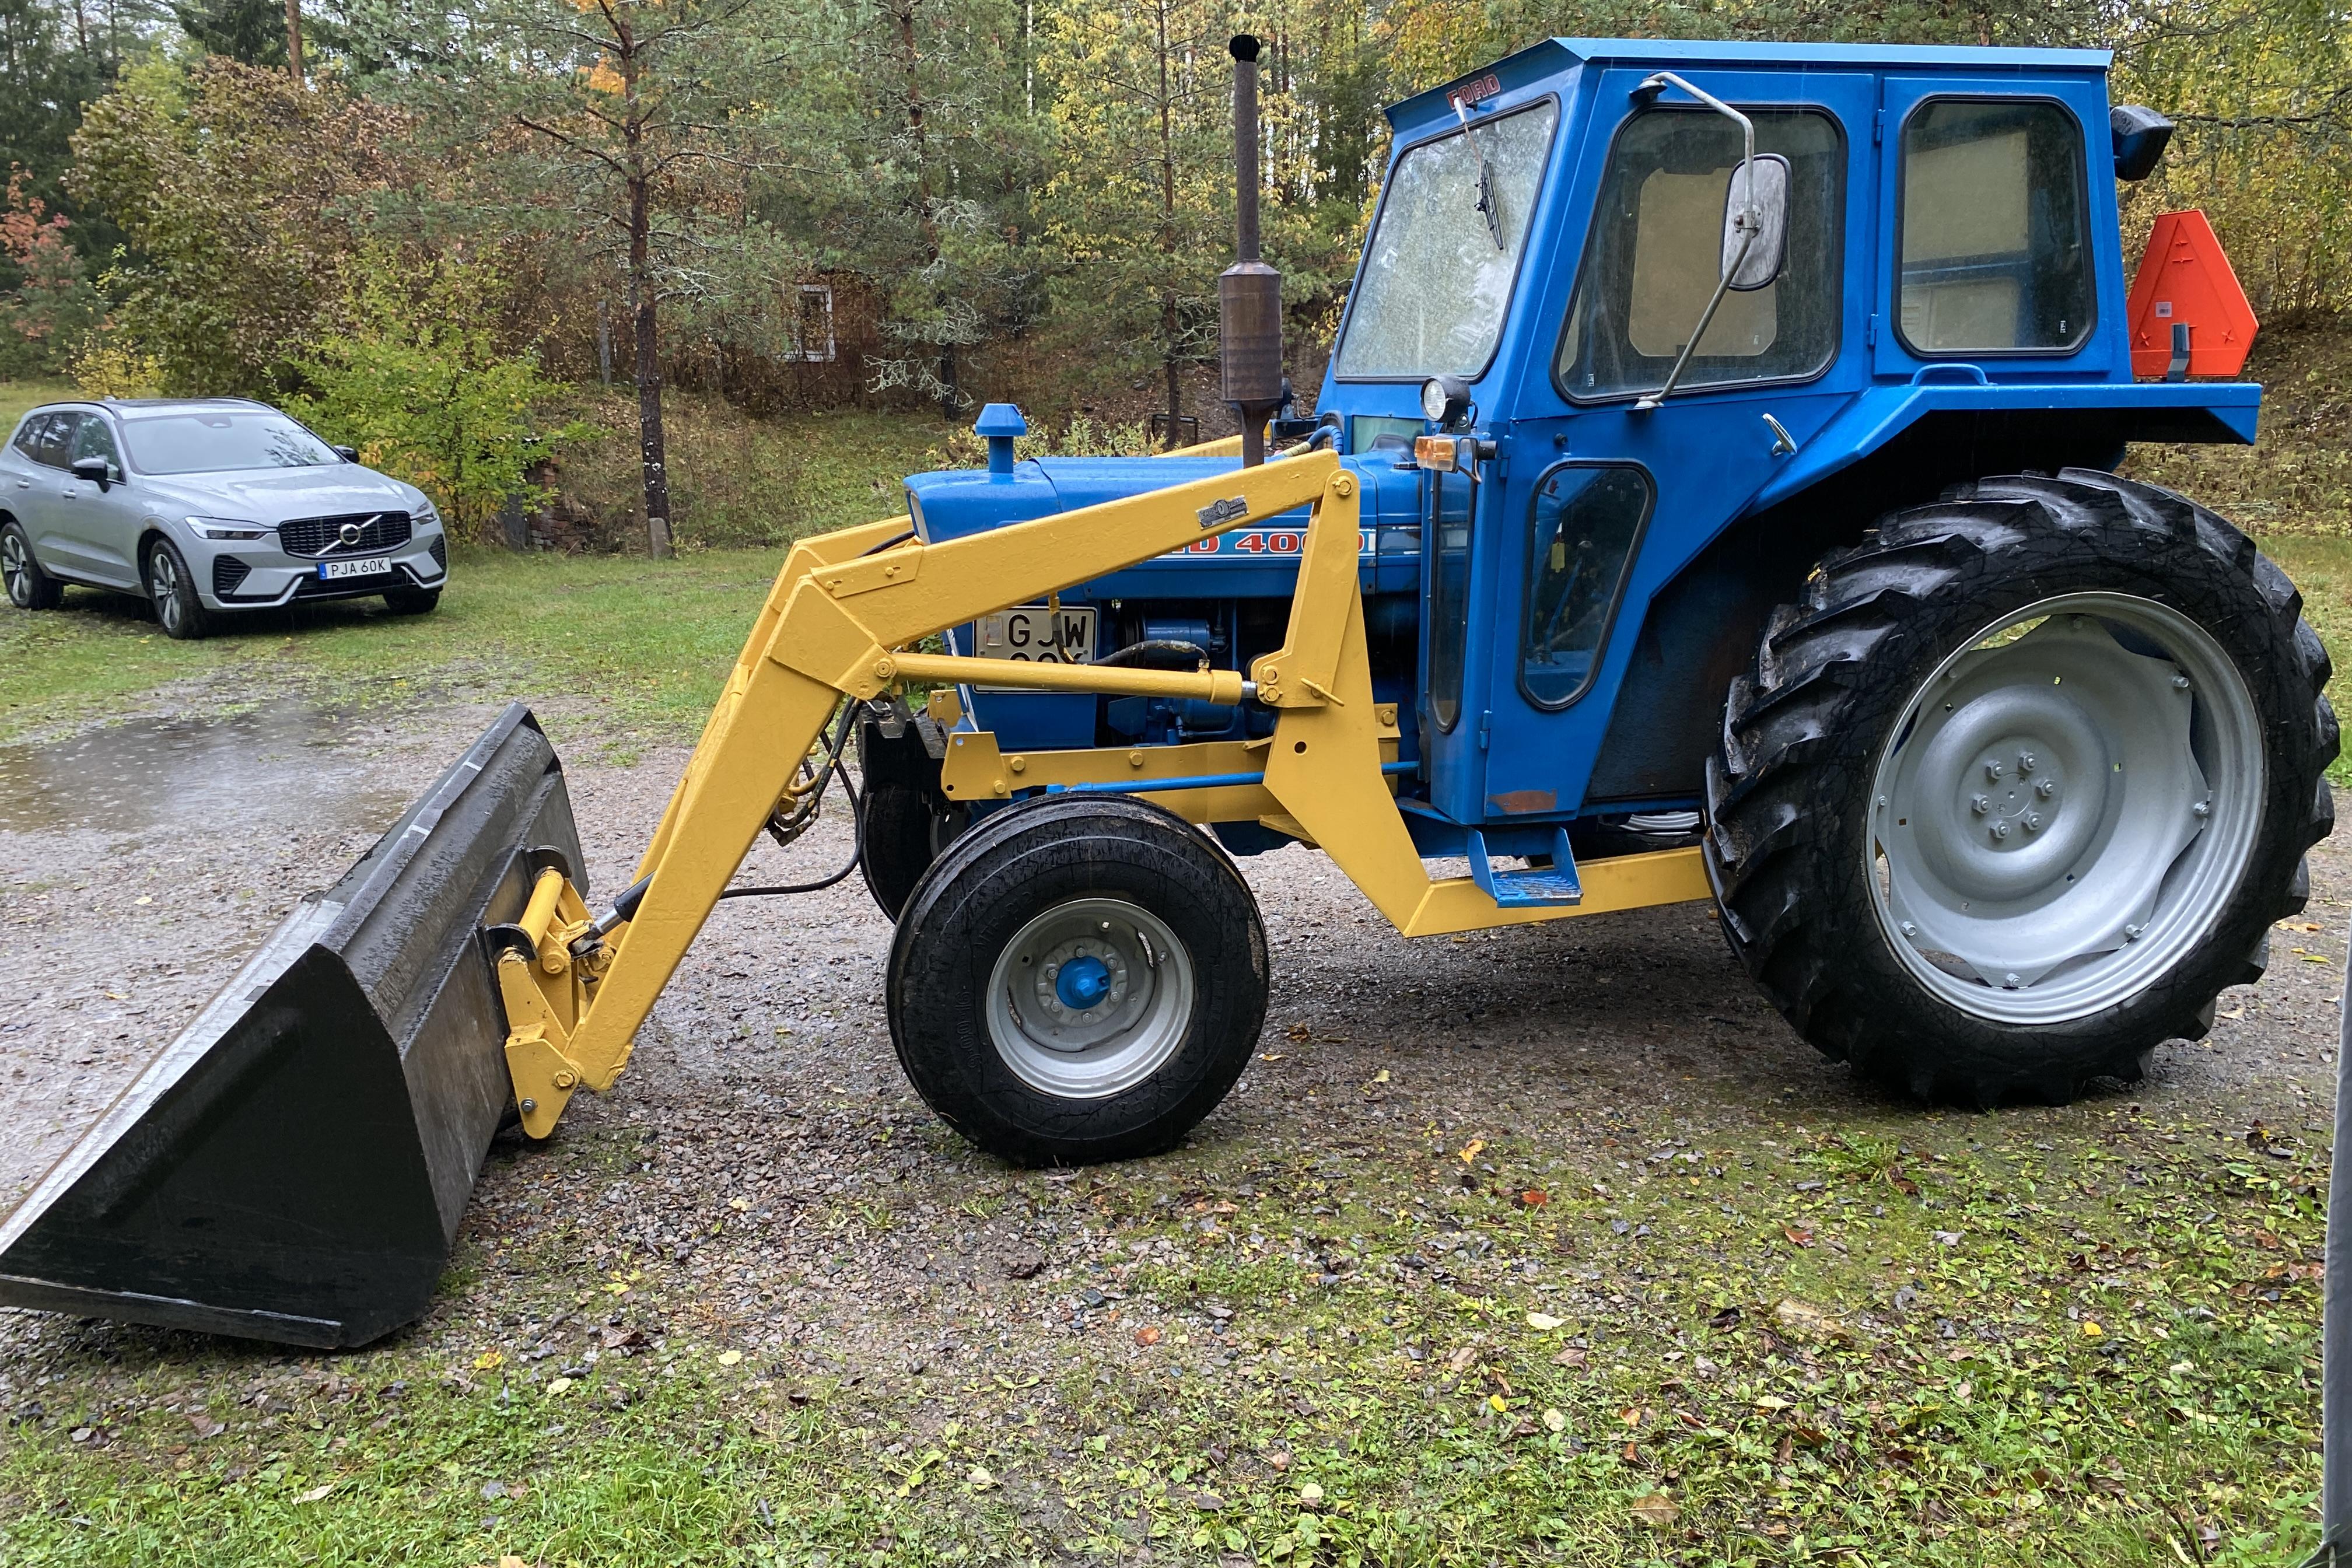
185;516;271;541
414;501;442;528
1420;375;1472;429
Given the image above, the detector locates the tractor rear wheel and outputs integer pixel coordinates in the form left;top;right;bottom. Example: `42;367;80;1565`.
887;794;1268;1165
1706;470;2336;1105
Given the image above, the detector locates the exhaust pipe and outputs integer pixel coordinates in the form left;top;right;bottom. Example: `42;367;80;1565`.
1220;34;1283;468
0;705;582;1346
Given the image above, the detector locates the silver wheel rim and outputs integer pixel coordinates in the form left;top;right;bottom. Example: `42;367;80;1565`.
1;533;27;606
1867;591;2263;1024
150;551;181;632
984;896;1195;1099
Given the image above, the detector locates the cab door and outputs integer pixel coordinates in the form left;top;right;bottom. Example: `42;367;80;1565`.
1474;65;1876;822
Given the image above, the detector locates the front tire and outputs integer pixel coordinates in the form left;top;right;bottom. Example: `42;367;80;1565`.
145;538;211;640
383;587;440;615
887;794;1269;1164
1706;470;2336;1105
1;522;59;610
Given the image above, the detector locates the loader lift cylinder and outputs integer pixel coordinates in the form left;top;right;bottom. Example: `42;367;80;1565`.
1220;33;1282;468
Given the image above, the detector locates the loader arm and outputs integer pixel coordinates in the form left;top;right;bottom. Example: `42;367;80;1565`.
502;450;1709;1138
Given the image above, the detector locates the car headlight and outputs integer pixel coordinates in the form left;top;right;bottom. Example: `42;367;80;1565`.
414;502;442;530
185;516;272;541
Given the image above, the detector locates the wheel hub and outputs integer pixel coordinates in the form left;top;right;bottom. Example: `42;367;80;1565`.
1868;594;2260;1023
985;897;1196;1099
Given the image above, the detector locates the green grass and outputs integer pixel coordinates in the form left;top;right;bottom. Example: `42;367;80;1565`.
0;379;76;430
0;544;790;750
0;1106;2326;1565
2253;534;2352;781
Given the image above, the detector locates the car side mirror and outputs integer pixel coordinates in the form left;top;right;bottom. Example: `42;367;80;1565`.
70;456;112;491
1721;153;1790;290
334;445;359;463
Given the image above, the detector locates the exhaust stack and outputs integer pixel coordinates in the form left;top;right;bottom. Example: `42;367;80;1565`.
1219;34;1283;467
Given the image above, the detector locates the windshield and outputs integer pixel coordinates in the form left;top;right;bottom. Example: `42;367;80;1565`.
1334;99;1557;380
122;410;340;475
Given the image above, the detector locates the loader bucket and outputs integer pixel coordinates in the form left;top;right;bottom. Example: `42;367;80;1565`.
0;703;582;1348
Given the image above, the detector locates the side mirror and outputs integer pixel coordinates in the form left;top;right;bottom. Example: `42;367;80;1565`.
334;445;359;463
70;456;112;491
1721;153;1790;290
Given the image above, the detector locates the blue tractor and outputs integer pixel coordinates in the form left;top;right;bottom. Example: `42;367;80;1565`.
1;37;2334;1345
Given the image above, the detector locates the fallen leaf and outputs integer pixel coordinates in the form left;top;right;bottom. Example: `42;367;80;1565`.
967;1464;998;1489
1551;1346;1588;1367
1542;1408;1567;1433
729;1197;749;1212
717;1350;743;1366
1630;1492;1679;1529
473;1350;504;1371
1447;1345;1479;1372
1458;1138;1486;1165
1782;1225;1813;1248
1298;1481;1324;1505
1488;1394;1508;1412
2079;1320;2104;1339
1772;1298;1851;1343
1286;1023;1312;1041
1133;1326;1161;1347
134;896;152;907
545;1377;573;1396
1372;1069;1391;1084
1525;1311;1564;1331
1707;1305;1742;1331
1517;1189;1549;1208
295;1483;332;1503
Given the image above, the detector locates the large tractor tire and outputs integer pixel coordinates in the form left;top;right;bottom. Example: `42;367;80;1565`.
859;782;970;921
1705;470;2336;1105
887;794;1269;1165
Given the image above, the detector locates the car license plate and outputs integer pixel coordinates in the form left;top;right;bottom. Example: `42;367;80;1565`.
317;556;392;582
972;605;1095;690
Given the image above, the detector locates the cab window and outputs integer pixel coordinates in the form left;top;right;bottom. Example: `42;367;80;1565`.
1557;108;1843;400
1520;464;1651;708
1898;99;2092;355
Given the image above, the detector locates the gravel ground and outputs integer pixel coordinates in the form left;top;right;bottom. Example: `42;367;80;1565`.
0;701;2340;1560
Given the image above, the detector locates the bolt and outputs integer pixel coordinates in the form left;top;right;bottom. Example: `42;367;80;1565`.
1044;964;1059;980
2172;674;2191;691
552;1070;576;1090
2124;925;2142;942
2018;751;2036;774
2193;800;2211;818
2036;778;2056;799
1101;921;1114;933
519;1098;538;1114
2003;973;2021;989
1971;794;1991;815
1990;821;2011;841
2024;813;2042;832
1985;760;2006;780
1899;921;1917;937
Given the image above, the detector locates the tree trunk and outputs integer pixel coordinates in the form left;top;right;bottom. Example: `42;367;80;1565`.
891;0;958;416
621;27;671;559
284;0;303;85
1155;0;1179;448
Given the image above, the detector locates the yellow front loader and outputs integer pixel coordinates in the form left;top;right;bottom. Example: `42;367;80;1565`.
0;444;1710;1347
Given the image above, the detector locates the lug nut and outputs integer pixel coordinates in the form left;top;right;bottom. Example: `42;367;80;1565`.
2003;973;2021;989
2035;778;2056;799
1985;760;2006;780
1044;964;1059;979
1971;794;1991;815
2024;813;2042;832
2018;751;2036;774
1990;821;2011;841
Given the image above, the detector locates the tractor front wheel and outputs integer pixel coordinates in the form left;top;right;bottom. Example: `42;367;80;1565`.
887;794;1268;1164
1706;470;2336;1105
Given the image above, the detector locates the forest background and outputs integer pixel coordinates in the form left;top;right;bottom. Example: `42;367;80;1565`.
0;0;2344;553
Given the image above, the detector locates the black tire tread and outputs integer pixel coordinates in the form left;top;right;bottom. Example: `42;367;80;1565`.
1704;468;2336;1105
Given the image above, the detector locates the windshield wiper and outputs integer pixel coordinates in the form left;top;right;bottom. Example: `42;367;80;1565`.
1452;93;1506;251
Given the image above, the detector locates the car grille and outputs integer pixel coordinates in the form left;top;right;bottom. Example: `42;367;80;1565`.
428;536;447;570
212;556;252;597
279;511;412;558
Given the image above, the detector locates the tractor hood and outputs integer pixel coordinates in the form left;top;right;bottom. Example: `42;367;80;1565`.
904;452;1423;600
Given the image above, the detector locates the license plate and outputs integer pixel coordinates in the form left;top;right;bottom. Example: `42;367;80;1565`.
317;555;393;582
972;605;1096;690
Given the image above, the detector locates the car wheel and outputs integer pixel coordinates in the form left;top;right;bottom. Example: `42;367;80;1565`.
383;587;440;615
1;522;60;610
145;538;212;640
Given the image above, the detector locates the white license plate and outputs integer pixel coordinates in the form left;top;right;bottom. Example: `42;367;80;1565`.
972;606;1096;688
316;555;393;582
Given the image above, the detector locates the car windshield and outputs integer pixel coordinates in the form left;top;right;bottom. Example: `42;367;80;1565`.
1333;99;1558;380
121;410;339;475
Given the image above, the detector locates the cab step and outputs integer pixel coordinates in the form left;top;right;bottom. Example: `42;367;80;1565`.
1466;827;1583;909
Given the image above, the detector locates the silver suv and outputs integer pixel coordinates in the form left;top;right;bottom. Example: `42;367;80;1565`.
0;397;449;639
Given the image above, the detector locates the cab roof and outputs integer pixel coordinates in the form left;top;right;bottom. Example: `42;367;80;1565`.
1387;36;2114;132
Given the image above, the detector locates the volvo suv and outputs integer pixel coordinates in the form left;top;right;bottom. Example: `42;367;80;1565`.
0;397;449;639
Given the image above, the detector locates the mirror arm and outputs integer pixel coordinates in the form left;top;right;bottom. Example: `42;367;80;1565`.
1631;71;1759;414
